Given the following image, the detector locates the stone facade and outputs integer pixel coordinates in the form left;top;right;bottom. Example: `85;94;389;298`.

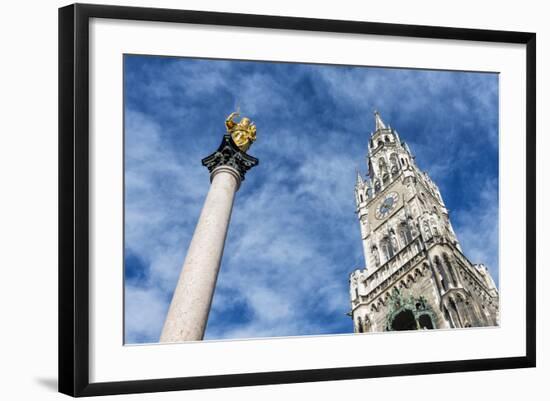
349;112;499;333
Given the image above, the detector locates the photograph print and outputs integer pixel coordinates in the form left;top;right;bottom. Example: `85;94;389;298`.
123;54;499;344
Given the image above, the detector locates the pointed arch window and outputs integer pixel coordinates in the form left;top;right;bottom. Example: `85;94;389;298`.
390;153;400;174
444;307;454;328
399;222;413;246
357;316;364;333
449;298;463;327
389;229;399;253
434;255;449;291
381;237;394;261
378;158;388;174
414;239;422;253
407;216;417;237
443;253;459;287
399;230;407;247
371;245;380;267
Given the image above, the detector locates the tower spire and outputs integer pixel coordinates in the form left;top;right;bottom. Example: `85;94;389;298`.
356;167;364;185
374;110;387;131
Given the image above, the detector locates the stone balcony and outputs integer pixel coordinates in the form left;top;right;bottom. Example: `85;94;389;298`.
352;236;427;308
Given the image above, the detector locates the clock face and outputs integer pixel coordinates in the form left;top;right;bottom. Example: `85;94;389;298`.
375;192;399;220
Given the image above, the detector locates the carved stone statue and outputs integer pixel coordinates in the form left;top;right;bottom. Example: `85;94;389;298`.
390;231;399;251
349;274;358;300
409;218;418;237
423;220;432;239
372;246;380;266
357;272;368;296
225;111;257;152
431;218;440;236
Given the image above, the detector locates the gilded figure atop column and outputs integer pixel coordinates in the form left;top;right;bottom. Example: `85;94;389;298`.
225;111;257;152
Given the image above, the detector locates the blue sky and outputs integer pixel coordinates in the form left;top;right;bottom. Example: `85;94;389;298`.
123;55;499;344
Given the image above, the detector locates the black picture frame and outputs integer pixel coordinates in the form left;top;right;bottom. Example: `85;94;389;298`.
58;3;536;397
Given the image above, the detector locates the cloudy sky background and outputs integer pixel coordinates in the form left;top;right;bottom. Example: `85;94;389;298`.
123;55;499;344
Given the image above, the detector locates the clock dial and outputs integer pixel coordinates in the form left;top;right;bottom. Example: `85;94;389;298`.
375;192;399;219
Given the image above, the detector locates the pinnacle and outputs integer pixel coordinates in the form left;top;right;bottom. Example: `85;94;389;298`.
374;110;387;131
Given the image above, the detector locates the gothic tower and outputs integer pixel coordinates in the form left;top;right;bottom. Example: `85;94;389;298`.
349;112;499;333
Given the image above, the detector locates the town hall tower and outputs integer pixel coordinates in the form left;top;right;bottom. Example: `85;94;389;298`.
349;112;499;332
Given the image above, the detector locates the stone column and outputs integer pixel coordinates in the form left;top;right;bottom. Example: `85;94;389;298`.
160;134;258;342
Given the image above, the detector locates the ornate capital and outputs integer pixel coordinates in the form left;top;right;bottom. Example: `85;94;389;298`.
201;134;259;182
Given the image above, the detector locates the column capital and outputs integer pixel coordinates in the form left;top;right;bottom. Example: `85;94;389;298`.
201;134;259;182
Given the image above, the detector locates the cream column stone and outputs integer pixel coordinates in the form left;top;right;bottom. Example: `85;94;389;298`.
160;166;240;342
160;132;258;342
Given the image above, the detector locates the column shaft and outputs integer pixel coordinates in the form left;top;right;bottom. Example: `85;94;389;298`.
160;166;240;342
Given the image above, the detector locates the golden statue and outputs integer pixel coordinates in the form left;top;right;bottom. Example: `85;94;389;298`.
225;111;256;152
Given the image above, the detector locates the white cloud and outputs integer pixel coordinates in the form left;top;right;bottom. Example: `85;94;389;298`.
124;57;499;343
124;285;168;343
453;178;499;285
